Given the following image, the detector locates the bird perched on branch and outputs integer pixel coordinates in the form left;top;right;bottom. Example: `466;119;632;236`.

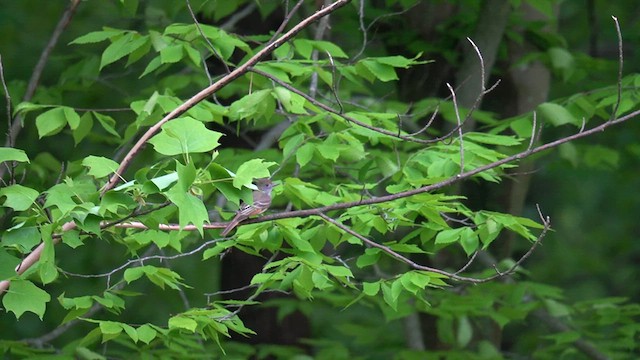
221;178;275;236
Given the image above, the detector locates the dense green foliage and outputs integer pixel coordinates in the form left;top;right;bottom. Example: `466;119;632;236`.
1;1;639;359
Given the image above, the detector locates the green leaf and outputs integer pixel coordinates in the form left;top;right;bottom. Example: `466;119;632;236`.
165;161;209;235
148;117;223;155
137;324;157;344
2;225;41;253
316;143;340;161
232;159;276;189
2;279;51;320
0;185;39;211
0;147;30;163
293;39;348;59
457;316;473;348
0;248;21;281
357;59;397;82
98;321;124;342
362;281;380;296
35;107;67;138
324;265;353;278
272;87;307;114
82;156;120;178
583;145;619;169
124;267;145;283
459;228;479;255
465;132;521;146
39;225;58;285
434;228;465;245
228;89;273;121
282;228;315;253
168;316;198;332
64;107;81;129
73;112;94;145
70;29;123;44
13;102;50;116
537;102;577;127
160;44;184;64
356;248;381;268
296;143;315;167
100;33;149;69
93;112;121;138
140;56;162;78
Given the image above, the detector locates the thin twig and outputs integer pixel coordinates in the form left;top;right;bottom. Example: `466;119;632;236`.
0;54;15;183
60;239;222;285
454;251;479;275
185;0;230;74
460;37;490;126
268;0;306;45
0;54;12;147
446;83;465;175
326;51;344;113
318;212;549;283
250;67;444;144
217;251;282;320
528;112;537;151
609;16;623;122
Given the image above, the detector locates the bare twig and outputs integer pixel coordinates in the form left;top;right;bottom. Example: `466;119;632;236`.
353;0;419;61
0;54;14;182
609;16;623;122
217;252;282;320
59;239;222;287
454;251;479;275
0;54;12;147
446;83;465;175
325;51;344;113
528;112;538;151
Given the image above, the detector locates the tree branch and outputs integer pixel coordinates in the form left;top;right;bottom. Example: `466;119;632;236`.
318;208;549;283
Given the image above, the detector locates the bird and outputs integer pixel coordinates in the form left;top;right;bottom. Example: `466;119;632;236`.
220;178;275;236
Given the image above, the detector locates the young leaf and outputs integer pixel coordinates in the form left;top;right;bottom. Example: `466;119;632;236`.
537;102;578;127
168;316;198;332
0;147;29;163
100;33;149;69
0;185;39;211
82;156;120;178
70;28;123;44
148;117;223;155
232;159;276;189
2;280;51;320
35;108;67;138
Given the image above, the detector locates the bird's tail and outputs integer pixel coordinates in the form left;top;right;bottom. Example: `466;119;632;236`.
221;218;241;236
